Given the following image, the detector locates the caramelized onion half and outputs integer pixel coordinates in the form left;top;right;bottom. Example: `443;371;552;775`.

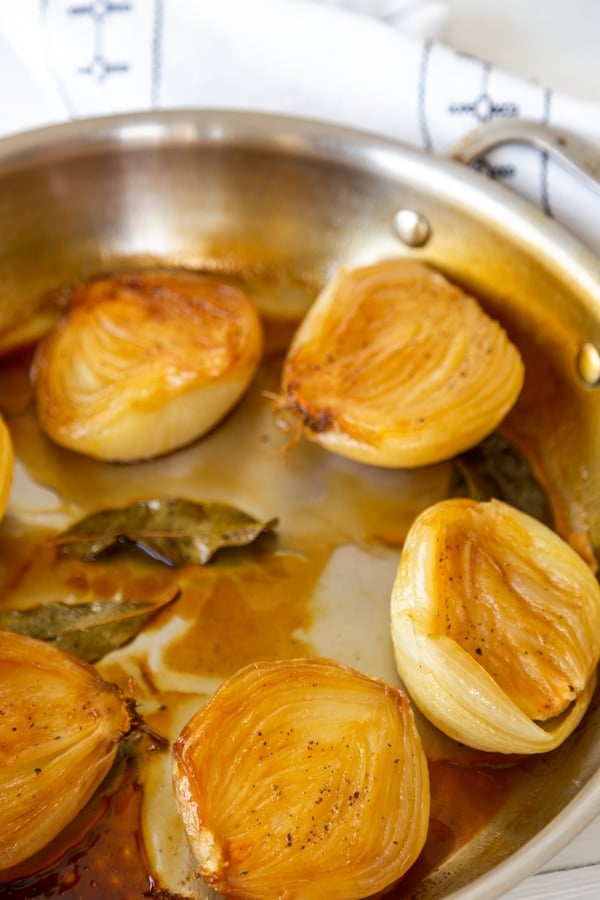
0;630;132;870
0;415;13;520
278;259;524;467
172;657;429;900
390;498;600;754
31;271;263;461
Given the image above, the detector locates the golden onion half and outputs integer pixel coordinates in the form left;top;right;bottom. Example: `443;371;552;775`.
172;657;429;900
390;498;600;754
31;271;263;461
279;259;524;467
0;414;13;521
0;630;132;870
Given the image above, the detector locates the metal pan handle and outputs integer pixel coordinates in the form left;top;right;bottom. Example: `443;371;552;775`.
447;119;600;192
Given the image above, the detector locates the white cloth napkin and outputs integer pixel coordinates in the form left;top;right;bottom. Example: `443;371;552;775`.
1;0;599;253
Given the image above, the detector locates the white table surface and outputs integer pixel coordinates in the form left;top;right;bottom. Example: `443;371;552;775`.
504;815;600;900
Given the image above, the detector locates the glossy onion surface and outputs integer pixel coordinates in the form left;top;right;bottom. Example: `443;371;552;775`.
31;271;263;461
0;415;13;521
391;498;600;754
0;630;131;870
172;657;429;900
279;259;524;467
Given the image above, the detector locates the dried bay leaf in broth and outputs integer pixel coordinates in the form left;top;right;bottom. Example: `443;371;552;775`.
53;498;278;567
449;432;554;526
0;587;180;662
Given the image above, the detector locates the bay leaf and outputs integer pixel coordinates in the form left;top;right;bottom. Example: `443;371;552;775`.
53;498;278;567
449;432;554;526
0;587;180;662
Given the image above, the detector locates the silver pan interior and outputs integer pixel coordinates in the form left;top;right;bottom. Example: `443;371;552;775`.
0;109;599;899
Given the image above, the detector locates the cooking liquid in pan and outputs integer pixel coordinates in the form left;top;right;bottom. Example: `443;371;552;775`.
0;273;595;899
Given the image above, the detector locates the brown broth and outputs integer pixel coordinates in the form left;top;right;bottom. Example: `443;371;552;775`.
0;746;153;898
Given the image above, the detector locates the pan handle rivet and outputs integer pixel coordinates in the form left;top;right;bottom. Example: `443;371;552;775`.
392;209;431;247
577;342;600;387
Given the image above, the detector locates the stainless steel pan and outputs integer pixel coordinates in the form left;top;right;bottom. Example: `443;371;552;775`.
0;110;599;899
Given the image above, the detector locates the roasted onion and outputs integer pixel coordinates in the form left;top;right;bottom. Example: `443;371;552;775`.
31;271;263;461
390;498;600;754
277;259;524;467
0;415;13;520
172;657;429;900
0;630;132;870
